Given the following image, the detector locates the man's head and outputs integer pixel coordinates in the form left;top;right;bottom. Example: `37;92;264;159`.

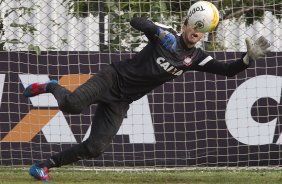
181;18;205;48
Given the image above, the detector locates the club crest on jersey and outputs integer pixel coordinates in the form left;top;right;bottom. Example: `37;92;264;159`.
183;55;193;67
156;57;183;76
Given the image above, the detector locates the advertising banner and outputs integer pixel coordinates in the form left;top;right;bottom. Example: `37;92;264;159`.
0;52;281;167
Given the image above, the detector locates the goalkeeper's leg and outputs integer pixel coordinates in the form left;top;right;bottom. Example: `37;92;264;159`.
24;65;118;114
47;101;129;166
29;101;129;181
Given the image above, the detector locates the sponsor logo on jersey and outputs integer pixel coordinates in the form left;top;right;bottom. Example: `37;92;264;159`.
156;57;183;76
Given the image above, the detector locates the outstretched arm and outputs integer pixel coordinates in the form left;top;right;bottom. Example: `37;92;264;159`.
192;52;249;77
130;17;176;52
192;36;270;77
130;17;158;41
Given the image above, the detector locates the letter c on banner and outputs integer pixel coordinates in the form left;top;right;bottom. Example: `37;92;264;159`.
226;75;282;145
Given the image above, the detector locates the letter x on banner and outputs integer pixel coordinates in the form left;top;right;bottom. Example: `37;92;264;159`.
1;74;156;144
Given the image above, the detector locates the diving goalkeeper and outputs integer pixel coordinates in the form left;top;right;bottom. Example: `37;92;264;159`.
25;16;270;182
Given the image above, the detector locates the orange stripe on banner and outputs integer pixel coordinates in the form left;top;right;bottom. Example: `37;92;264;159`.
59;74;92;92
1;109;59;142
1;74;92;142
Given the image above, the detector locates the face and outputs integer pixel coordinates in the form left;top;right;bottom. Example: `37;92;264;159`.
181;24;205;48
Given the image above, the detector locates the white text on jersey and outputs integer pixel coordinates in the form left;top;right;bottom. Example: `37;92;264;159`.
156;57;183;76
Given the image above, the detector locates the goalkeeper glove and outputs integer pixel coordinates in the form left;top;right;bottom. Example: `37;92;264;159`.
243;36;271;65
155;27;176;53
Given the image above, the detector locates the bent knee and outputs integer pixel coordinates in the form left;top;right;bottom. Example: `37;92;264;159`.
83;137;111;158
59;96;84;114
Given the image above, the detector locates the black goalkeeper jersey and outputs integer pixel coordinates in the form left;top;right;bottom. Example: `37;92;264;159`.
111;17;250;101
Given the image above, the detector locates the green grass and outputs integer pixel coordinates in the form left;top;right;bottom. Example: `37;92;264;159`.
0;167;282;184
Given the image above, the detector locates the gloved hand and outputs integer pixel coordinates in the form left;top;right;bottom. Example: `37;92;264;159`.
155;27;176;53
243;36;271;65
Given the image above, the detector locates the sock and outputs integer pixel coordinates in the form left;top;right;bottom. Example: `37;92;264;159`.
46;82;58;93
43;158;57;169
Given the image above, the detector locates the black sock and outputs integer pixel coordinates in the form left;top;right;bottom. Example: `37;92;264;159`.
43;158;57;169
46;83;59;93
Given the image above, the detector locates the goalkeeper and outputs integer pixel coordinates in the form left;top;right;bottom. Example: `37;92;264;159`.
25;16;270;182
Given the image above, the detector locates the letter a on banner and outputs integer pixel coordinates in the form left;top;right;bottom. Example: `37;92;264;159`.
83;96;156;143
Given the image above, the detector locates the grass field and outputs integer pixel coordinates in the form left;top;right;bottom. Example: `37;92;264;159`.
0;167;282;184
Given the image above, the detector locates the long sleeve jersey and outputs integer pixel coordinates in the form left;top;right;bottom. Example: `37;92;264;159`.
111;17;250;101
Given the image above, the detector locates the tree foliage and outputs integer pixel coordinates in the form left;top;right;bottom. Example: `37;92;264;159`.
166;0;282;50
0;2;40;53
218;0;282;26
2;0;281;52
0;0;70;54
66;0;282;51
